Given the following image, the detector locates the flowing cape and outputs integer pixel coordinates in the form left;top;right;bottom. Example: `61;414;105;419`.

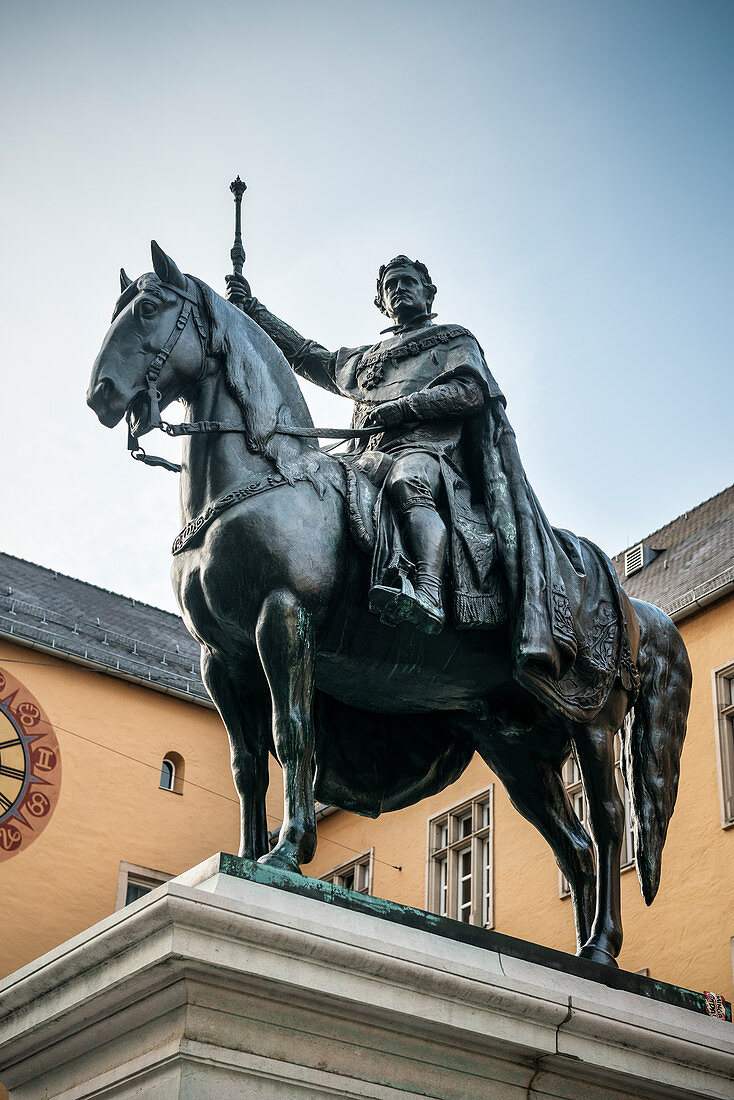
472;394;637;721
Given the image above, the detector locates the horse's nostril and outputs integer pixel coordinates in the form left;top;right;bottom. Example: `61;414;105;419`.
89;377;112;406
87;376;119;415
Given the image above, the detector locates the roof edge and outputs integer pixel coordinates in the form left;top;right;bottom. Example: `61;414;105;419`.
663;567;734;625
0;630;214;710
613;481;734;561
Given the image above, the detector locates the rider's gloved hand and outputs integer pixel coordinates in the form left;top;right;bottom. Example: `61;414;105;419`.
225;273;253;310
364;398;410;428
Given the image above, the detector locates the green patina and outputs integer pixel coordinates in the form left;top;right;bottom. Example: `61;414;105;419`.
216;852;731;1023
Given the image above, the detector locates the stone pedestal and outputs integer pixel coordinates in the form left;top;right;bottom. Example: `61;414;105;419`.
0;854;732;1098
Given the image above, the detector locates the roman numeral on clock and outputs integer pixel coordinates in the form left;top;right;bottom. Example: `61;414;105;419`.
0;764;25;781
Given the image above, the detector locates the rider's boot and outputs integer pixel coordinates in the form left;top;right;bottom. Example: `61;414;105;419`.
412;563;445;634
396;504;447;635
369;560;416;622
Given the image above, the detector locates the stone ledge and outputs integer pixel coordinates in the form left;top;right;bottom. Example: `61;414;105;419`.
0;854;731;1099
188;853;733;1019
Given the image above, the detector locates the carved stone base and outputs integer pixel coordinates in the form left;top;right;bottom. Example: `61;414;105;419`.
0;855;732;1099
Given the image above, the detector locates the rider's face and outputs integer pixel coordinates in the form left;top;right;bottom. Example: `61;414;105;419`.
381;266;429;324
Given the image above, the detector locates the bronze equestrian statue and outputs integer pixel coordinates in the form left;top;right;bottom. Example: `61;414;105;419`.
87;242;691;968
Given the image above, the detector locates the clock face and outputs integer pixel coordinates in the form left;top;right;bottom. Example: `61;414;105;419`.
0;667;62;861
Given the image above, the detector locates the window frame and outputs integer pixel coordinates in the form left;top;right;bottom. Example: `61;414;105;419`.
713;660;734;828
426;786;493;929
320;848;373;894
159;751;184;795
114;861;174;911
160;758;175;791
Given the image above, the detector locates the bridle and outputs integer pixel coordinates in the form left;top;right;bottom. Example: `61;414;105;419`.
124;278;208;472
122;278;388;474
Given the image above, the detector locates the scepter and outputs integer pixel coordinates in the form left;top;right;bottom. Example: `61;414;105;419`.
228;175;251;307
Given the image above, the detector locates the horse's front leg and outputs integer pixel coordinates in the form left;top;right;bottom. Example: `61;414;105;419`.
574;722;625;967
255;588;316;873
201;650;271;860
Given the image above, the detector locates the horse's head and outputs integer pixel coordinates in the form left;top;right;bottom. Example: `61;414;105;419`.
89;240;323;485
87;242;204;437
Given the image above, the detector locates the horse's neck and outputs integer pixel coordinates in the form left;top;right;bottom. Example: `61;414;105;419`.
178;370;274;522
177;295;322;524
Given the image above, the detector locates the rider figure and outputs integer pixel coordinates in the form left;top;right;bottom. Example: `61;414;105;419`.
226;257;495;635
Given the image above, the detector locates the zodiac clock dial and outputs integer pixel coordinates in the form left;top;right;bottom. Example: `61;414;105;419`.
0;666;62;861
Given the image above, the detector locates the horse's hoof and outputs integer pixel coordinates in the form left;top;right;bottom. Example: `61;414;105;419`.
577;944;619;968
257;850;302;875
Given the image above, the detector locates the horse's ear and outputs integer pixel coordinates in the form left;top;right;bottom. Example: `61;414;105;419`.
119;268;133;291
151;241;186;290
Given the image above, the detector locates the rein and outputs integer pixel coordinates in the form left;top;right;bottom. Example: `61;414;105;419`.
126;280;386;474
136;413;386;474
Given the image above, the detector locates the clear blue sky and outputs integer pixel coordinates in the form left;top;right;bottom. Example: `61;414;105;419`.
2;0;731;610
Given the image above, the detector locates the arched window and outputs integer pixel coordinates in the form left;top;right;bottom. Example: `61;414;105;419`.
160;758;175;790
159;752;184;794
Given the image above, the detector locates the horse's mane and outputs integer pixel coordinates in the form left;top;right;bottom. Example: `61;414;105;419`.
194;278;328;490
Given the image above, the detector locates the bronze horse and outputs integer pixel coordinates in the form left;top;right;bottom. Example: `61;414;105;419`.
87;243;691;967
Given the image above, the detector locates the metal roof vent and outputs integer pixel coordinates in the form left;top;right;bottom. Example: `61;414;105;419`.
624;543;659;578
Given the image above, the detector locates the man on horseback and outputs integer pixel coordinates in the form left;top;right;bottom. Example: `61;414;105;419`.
226;256;505;635
227;257;637;724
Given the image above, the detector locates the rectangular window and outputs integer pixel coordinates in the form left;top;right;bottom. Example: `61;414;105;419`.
559;734;634;898
427;787;493;928
320;849;373;894
114;861;173;911
714;663;734;826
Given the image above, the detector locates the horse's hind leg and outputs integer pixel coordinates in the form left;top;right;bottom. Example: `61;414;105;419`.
573;699;627;966
463;718;596;949
534;757;596;948
255;588;316;874
201;652;271;860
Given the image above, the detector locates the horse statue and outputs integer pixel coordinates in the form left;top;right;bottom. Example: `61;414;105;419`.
87;243;691;967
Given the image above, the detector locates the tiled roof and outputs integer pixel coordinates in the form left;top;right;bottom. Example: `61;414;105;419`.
612;483;734;620
0;553;209;705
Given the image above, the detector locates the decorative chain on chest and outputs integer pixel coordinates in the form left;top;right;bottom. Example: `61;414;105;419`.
172;473;288;554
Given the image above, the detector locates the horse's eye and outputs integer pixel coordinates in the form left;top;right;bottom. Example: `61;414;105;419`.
139;299;158;319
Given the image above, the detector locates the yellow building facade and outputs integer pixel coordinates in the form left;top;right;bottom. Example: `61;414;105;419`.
1;484;732;1018
0;636;241;979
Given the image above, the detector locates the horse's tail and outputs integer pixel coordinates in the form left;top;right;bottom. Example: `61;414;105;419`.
623;598;691;905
